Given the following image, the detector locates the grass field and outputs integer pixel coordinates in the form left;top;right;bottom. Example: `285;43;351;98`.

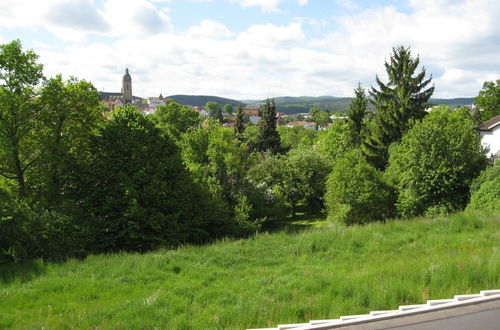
1;211;499;329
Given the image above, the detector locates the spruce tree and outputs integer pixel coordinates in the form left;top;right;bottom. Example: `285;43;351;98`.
234;104;246;137
346;83;368;145
363;46;434;169
257;99;281;153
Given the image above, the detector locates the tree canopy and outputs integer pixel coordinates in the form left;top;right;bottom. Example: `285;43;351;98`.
363;46;434;169
474;79;500;122
386;107;487;217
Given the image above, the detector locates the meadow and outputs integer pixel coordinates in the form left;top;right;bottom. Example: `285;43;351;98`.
1;211;499;329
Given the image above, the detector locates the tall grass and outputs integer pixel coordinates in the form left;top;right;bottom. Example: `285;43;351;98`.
1;211;499;329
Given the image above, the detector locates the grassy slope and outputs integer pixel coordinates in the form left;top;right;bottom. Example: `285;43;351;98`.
1;212;499;329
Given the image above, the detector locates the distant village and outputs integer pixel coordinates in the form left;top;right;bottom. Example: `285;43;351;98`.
99;69;346;131
100;69;499;159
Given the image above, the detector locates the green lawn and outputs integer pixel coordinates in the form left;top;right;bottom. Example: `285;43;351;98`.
1;211;499;329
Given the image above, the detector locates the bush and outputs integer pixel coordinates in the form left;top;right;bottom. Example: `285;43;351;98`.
386;108;487;217
467;163;500;212
325;150;394;224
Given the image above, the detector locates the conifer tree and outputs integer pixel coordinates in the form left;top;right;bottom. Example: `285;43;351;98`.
363;46;434;169
234;104;246;137
346;83;368;145
257;99;281;153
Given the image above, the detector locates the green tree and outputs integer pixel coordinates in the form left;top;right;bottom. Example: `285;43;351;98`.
316;121;354;161
309;107;330;130
0;40;44;198
180;120;262;232
34;75;103;207
205;101;222;121
363;46;434;169
248;149;331;217
474;79;500;122
234;104;246;138
256;99;281;153
152;102;200;140
346;83;368;145
325;150;394;224
277;125;317;151
77;106;223;252
386;107;487;217
223;104;234;115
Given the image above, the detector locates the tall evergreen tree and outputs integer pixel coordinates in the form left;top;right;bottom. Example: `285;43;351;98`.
234;104;246;137
346;83;368;145
257;99;281;153
363;46;434;169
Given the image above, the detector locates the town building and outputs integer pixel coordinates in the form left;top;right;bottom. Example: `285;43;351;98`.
244;104;261;117
100;68;147;112
477;114;500;160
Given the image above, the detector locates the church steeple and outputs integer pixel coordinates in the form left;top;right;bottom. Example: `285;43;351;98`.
121;68;132;103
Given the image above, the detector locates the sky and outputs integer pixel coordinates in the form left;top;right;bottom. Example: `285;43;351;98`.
1;0;499;100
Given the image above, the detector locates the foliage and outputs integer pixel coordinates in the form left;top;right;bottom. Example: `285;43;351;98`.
256;99;281;153
346;83;368;145
364;46;434;169
31;75;103;207
474;79;500;122
315;120;354;160
386;108;487;218
74;106;224;253
151;101;200;139
325;150;394;224
0;40;44;198
223;103;234;114
277;126;317;151
309;107;330;129
466;163;500;212
234;104;246;138
205;101;223;122
180;120;264;232
2;212;498;328
248;149;331;216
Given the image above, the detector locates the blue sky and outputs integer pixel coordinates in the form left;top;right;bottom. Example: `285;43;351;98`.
1;0;499;99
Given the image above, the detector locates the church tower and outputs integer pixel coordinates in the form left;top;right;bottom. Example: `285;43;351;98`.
121;68;132;103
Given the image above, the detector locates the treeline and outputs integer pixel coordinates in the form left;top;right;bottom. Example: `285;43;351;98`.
1;41;499;263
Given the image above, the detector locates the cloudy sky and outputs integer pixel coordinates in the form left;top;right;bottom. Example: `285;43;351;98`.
1;0;499;100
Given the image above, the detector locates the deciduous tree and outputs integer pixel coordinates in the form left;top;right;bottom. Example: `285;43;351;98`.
386;107;487;217
474;79;500;122
0;40;44;198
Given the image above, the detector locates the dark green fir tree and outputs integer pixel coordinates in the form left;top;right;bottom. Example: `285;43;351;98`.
363;46;434;169
257;99;281;153
346;82;368;146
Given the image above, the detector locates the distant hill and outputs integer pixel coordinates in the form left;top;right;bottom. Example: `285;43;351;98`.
249;96;476;115
167;95;243;107
428;97;475;107
167;94;475;115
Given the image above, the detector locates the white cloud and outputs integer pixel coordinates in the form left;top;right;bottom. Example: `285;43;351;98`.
186;20;233;39
311;0;500;97
5;0;500;100
0;0;172;42
237;22;304;47
232;0;308;13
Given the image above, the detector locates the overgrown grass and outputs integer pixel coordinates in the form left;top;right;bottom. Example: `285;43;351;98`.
1;211;499;329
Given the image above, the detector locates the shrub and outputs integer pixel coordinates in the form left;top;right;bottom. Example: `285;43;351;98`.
325;150;394;224
467;163;500;212
387;108;487;217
